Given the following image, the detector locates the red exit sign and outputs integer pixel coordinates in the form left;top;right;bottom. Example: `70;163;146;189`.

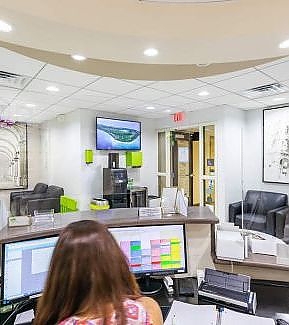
173;111;185;122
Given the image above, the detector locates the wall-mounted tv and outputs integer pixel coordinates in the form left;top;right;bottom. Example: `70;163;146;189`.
96;117;141;150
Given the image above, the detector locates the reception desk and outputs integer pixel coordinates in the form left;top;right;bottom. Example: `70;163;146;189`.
0;207;218;276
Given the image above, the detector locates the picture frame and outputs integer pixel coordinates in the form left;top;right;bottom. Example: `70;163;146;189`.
0;122;28;190
263;106;289;184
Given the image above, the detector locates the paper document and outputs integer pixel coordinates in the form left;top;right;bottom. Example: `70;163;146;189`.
14;309;35;324
221;308;274;325
164;301;216;325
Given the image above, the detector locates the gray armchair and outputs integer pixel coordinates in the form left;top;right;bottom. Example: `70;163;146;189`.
10;184;64;216
10;183;48;216
229;190;288;236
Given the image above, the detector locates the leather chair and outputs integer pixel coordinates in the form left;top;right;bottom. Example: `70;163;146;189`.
18;185;64;216
229;190;288;236
275;207;289;243
10;183;48;216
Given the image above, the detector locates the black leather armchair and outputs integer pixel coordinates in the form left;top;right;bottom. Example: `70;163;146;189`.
10;183;48;216
275;207;289;243
10;184;64;216
229;190;288;236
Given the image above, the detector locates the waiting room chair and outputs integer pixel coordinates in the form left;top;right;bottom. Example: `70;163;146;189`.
10;182;48;216
229;190;288;237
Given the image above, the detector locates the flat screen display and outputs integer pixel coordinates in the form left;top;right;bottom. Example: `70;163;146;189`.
96;117;141;150
1;236;59;304
109;224;187;276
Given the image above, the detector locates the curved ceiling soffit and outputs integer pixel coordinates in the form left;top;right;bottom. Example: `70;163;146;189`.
0;41;286;81
1;1;289;64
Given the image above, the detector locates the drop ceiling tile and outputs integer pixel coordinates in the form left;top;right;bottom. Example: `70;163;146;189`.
199;68;255;84
16;91;61;106
215;71;275;93
205;93;248;106
155;94;195;107
148;79;206;94
125;87;168;101
71;89;114;103
86;77;142;95
37;64;100;87
258;60;289;82
0;87;20;102
180;84;229;100
119;109;144;117
0;47;44;77
58;98;92;109
180;101;214;111
25;79;78;97
102;96;145;109
231;100;266;110
255;92;289;105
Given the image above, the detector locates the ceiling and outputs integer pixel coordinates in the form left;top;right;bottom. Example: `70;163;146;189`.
1;47;289;123
0;0;289;66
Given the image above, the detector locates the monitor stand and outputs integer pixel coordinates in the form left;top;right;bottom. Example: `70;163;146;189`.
137;276;163;295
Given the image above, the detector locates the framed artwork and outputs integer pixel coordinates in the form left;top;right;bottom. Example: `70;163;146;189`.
263;106;289;184
0;122;28;189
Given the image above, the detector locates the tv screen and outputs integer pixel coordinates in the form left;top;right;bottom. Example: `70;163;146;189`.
96;117;141;150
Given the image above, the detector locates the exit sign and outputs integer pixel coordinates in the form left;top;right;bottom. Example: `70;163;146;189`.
173;111;185;122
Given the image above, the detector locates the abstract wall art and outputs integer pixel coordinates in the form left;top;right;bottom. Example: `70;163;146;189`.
263;106;289;184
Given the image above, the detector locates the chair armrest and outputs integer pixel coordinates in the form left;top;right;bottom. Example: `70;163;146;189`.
228;201;242;222
267;206;289;237
26;197;60;216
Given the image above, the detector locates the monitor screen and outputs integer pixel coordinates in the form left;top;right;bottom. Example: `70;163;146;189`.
1;236;58;304
109;224;187;275
96;117;141;150
1;224;187;304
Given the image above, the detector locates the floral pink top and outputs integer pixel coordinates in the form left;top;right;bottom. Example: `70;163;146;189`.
58;299;152;325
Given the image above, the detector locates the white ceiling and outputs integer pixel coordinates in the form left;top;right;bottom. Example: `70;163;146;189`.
1;47;289;123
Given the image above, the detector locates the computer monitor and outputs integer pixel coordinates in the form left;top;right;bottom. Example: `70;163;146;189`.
110;224;187;293
1;224;187;303
1;235;59;304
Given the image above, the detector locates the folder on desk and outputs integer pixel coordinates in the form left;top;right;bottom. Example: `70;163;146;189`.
164;301;274;325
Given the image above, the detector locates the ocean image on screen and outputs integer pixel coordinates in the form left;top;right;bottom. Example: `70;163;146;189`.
97;118;141;150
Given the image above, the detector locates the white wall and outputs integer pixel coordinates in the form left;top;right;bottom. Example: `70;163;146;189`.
42;109;158;211
41;110;82;202
243;109;289;197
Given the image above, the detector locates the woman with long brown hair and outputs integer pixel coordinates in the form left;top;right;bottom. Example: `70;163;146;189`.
34;220;163;325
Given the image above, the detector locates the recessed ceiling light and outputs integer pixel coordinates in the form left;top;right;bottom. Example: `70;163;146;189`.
25;103;36;108
146;106;155;110
0;20;12;32
13;114;23;117
279;39;289;49
46;85;59;92
71;54;87;61
165;109;171;113
144;48;158;57
273;97;286;101
198;90;209;97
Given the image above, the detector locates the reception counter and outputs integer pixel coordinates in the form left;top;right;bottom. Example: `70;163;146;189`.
0;206;218;244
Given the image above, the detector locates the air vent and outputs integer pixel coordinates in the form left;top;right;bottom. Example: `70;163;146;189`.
0;70;31;90
244;82;288;99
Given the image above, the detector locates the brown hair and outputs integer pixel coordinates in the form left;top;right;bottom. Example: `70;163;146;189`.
34;220;141;325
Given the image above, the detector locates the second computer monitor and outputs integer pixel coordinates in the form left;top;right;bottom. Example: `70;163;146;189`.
110;224;187;276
